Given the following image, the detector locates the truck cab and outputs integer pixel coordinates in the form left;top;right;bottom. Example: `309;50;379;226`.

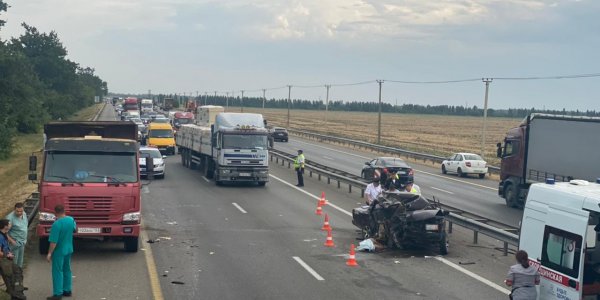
519;179;600;299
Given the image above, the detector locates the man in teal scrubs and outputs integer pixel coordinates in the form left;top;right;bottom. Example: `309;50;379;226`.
46;204;76;300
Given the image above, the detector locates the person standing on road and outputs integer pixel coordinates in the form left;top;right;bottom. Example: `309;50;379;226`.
505;250;539;300
46;204;76;300
294;150;305;187
403;179;421;196
0;219;26;299
6;203;28;268
364;178;382;205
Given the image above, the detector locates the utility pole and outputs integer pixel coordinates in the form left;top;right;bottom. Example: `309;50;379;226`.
262;89;266;110
377;80;384;144
481;78;492;158
204;92;208;105
287;85;292;128
226;92;229;111
324;85;331;125
241;90;244;113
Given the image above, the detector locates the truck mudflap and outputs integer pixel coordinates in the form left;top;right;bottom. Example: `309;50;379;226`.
215;168;269;182
37;223;140;238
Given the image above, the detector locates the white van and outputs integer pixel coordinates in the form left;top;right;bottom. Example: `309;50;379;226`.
519;178;600;300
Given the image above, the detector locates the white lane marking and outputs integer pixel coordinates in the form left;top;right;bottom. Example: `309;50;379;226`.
292;257;325;281
291;139;496;191
430;186;454;195
269;174;352;217
322;156;334;160
232;202;247;214
434;257;510;295
201;176;210;182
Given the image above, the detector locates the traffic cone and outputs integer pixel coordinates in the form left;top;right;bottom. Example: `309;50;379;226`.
321;213;331;231
319;192;328;206
324;228;335;247
346;244;358;267
315;200;323;216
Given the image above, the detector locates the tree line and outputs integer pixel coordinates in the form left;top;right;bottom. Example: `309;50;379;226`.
133;94;600;119
0;1;107;159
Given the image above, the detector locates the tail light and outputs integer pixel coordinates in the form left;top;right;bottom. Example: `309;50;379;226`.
408;169;414;176
466;162;471;167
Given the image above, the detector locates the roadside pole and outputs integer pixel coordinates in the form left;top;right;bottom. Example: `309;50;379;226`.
324;85;330;126
287;85;292;129
241;90;244;113
377;80;384;144
481;78;492;158
262;89;266;111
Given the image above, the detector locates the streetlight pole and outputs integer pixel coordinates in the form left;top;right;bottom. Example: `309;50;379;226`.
481;78;492;158
204;92;208;105
377;80;384;144
262;89;266;111
241;90;244;113
324;84;330;125
287;85;292;129
225;92;229;111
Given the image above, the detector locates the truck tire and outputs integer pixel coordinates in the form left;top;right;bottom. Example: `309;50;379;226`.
39;237;49;255
180;149;186;166
124;237;139;253
505;183;519;208
205;159;214;179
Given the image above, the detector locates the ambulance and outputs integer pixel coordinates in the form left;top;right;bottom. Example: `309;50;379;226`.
519;178;600;299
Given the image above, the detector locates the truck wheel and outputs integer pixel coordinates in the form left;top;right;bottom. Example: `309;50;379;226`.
205;160;214;179
124;237;139;253
439;232;449;255
39;237;49;255
505;184;519;208
478;173;485;179
441;165;447;174
457;168;465;177
180;149;186;165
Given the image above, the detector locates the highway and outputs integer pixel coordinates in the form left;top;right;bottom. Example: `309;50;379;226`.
275;138;524;227
22;104;513;299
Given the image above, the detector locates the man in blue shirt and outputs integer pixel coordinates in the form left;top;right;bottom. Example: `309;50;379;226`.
46;204;76;300
0;219;26;299
6;202;28;268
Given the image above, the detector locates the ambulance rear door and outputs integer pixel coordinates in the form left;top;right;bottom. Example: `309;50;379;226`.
537;205;588;300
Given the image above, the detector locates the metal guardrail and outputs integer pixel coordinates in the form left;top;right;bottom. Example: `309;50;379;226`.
270;148;518;255
287;129;501;175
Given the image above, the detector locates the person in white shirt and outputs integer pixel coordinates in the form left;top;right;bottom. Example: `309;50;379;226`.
364;178;382;205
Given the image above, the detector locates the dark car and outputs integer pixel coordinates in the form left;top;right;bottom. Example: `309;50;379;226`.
270;127;288;142
361;157;414;183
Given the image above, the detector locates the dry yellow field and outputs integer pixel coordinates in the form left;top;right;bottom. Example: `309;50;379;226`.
240;107;521;166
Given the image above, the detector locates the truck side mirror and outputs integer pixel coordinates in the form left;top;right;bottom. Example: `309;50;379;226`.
29;155;37;171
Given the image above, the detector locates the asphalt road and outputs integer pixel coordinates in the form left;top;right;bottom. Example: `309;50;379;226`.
21;105;513;299
275;138;524;227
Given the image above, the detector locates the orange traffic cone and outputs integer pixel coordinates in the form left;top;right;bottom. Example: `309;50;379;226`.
346;244;358;267
319;192;327;206
324;228;335;247
315;200;323;216
321;213;331;231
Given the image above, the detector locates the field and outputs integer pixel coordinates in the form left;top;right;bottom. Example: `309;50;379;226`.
0;103;104;218
239;107;522;166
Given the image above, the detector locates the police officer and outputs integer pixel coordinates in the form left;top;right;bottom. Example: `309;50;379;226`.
294;150;305;187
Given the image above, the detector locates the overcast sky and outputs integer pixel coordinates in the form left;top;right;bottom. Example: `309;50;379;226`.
2;0;599;110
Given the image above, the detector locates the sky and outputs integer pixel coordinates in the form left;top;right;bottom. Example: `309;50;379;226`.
1;0;599;110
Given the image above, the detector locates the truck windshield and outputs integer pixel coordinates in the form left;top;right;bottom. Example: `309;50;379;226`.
43;151;137;183
223;135;268;149
142;103;152;108
149;129;173;138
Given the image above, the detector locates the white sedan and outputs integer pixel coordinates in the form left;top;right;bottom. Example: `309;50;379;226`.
441;153;488;179
139;146;166;179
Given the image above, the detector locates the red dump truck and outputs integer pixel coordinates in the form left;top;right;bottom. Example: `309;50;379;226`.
31;121;142;253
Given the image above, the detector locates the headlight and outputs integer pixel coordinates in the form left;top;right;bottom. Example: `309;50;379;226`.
259;170;268;174
221;169;231;174
425;224;439;231
123;212;141;223
39;212;56;221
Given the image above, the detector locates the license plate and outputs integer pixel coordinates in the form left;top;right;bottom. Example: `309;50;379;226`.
78;227;101;234
239;172;251;177
397;171;406;175
425;224;439;231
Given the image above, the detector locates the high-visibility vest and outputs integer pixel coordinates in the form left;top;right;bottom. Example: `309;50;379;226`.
294;154;305;169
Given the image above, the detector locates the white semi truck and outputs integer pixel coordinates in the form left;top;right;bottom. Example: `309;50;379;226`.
176;106;269;186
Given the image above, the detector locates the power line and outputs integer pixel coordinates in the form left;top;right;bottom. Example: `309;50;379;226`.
494;73;600;80
385;78;481;84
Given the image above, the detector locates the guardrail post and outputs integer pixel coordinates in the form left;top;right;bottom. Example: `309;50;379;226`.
337;180;341;189
348;185;352;193
287;161;291;168
448;221;453;233
360;189;364;198
473;231;479;244
327;177;331;184
318;174;321;181
503;242;509;256
309;170;313;177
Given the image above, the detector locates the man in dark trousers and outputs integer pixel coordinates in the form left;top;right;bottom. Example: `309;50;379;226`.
46;204;76;300
294;150;305;187
0;219;26;299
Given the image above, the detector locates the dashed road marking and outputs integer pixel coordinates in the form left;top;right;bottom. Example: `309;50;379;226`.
430;186;454;194
202;176;210;182
435;256;510;295
232;202;248;214
293;257;325;281
269;174;352;217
